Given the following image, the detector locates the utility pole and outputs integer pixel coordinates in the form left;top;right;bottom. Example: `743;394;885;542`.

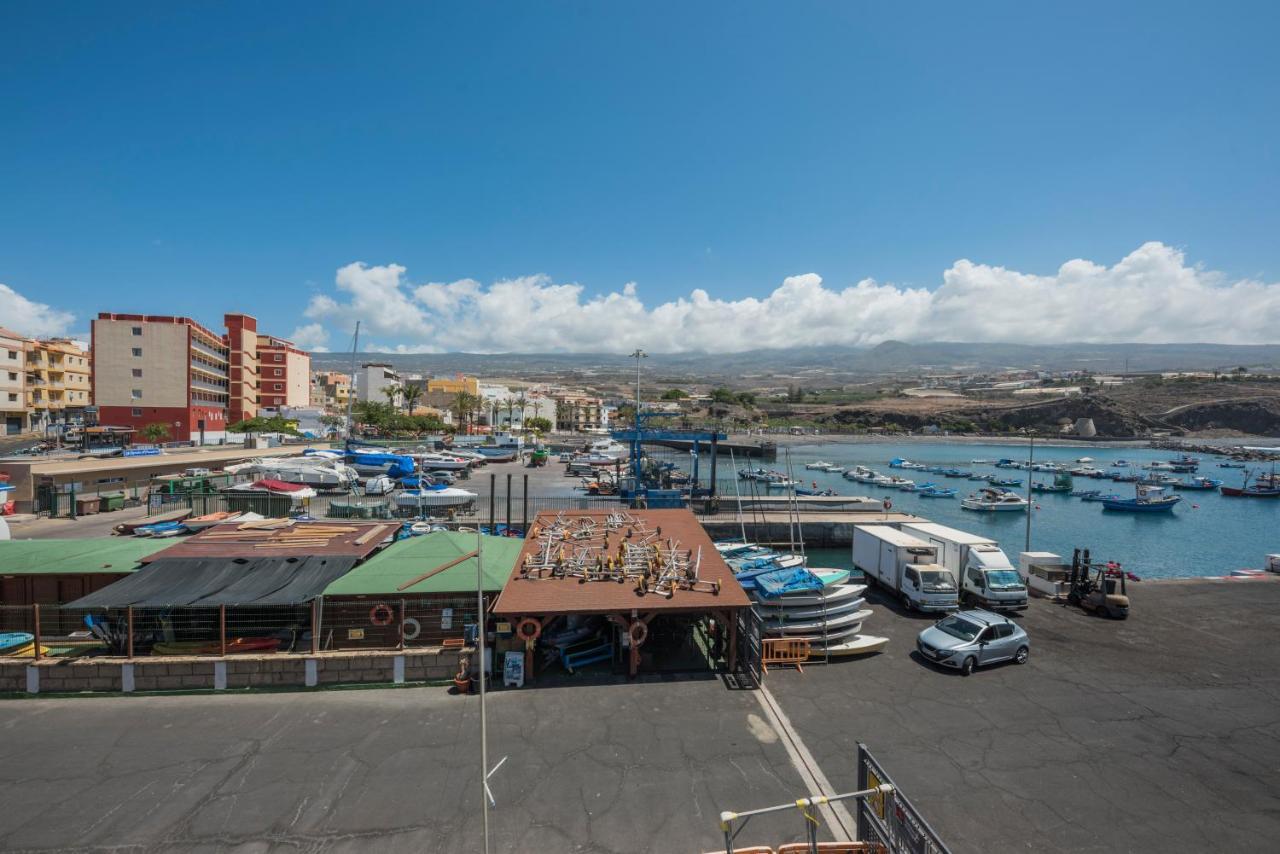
630;349;646;500
1024;432;1034;552
476;526;491;854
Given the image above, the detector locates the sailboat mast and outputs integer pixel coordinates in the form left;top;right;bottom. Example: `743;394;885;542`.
344;321;360;442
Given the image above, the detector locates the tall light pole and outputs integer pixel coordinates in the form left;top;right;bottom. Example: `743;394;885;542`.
1024;432;1035;552
630;349;646;497
630;349;646;424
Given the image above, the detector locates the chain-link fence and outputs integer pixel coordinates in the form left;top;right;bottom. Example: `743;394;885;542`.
0;597;485;660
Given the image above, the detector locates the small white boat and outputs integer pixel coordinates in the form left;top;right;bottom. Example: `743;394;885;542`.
749;582;866;608
393;486;478;509
805;461;833;471
812;634;890;657
226;457;359;489
961;488;1029;512
763;607;872;635
754;596;866;622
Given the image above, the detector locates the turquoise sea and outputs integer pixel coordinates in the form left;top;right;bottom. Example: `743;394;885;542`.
775;441;1278;580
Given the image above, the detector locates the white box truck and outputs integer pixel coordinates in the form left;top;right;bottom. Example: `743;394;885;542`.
852;525;959;612
899;522;1028;610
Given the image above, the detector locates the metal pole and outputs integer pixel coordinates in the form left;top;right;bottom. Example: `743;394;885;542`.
521;473;528;535
1024;434;1034;552
398;598;406;651
310;598;320;654
475;527;491;854
32;604;41;661
345;321;360;442
505;473;512;534
127;606;135;659
219;605;227;657
488;473;496;531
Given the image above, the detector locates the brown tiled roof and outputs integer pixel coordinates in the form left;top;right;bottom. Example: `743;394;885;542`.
142;520;394;561
492;509;751;616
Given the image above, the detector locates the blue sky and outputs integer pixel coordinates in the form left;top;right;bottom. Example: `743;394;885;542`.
2;2;1278;351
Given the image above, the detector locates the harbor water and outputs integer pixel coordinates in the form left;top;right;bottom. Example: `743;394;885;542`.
773;441;1278;580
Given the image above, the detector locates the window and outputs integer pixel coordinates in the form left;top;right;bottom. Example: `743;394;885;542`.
6;351;14;360
273;383;282;390
131;389;142;400
131;326;142;336
994;624;1014;639
131;347;142;357
132;408;142;416
274;354;283;362
6;372;14;381
273;368;282;376
6;393;15;402
132;368;143;378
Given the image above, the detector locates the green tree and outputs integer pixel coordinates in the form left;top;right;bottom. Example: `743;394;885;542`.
525;416;552;434
353;400;394;430
400;384;422;414
227;415;302;440
736;392;757;408
318;414;345;435
381;384;402;409
709;387;738;405
452;391;480;432
661;388;688;400
139;422;170;444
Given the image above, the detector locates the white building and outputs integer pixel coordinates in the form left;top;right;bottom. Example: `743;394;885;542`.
355;363;402;404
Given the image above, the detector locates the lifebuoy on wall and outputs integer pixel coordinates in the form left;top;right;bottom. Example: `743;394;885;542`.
370;603;394;626
629;620;648;647
883;497;893;511
402;617;422;641
516;618;541;641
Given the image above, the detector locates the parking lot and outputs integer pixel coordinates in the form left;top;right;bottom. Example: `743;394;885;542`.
2;577;1278;853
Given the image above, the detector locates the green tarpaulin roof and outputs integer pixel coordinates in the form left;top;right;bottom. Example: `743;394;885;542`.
323;531;521;596
0;538;178;575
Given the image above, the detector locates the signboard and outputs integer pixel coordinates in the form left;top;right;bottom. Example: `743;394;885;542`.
123;447;162;457
441;607;453;630
347;628;366;640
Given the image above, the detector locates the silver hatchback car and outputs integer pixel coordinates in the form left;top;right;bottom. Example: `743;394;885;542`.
916;609;1029;676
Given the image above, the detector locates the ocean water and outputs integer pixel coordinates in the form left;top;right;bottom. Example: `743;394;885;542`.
776;441;1278;580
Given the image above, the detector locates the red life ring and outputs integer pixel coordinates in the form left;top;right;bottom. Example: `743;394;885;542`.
370;604;394;626
629;620;648;646
883;498;893;511
516;618;541;641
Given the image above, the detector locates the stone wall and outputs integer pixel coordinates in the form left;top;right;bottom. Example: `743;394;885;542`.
0;647;465;695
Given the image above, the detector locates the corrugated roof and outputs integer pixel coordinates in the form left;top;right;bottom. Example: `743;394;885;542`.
492;509;751;616
323;531;522;596
69;555;360;607
0;538;178;575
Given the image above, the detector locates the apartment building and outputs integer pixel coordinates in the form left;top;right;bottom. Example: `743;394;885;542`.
426;374;480;396
0;326;27;435
91;312;304;444
310;371;351;410
25;338;92;433
355;363;401;404
257;335;311;412
552;390;608;432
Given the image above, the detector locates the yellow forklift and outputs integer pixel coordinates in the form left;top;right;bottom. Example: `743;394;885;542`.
1067;548;1130;619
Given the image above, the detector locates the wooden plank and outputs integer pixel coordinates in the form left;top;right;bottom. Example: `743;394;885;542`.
353;524;390;546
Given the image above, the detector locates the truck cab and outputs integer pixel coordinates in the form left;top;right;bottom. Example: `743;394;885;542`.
962;545;1028;610
902;562;960;612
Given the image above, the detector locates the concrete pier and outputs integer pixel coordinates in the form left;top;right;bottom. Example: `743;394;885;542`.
699;509;923;547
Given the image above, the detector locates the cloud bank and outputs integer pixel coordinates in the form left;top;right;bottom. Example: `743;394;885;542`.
0;283;75;337
301;243;1280;353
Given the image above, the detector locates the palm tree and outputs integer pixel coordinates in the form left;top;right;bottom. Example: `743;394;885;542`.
381;384;401;410
516;393;528;429
452;391;479;433
401;384;422;415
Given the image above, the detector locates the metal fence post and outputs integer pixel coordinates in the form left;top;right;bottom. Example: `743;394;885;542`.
522;473;528;534
310;598;320;654
219;605;227;657
32;604;41;661
126;606;135;659
398;599;406;651
68;483;76;520
505;473;512;533
488;473;496;531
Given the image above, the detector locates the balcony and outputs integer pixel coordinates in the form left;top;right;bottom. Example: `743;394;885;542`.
189;337;228;363
190;359;229;379
190;377;229;394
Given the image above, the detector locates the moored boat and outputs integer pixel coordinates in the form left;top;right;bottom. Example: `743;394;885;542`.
1100;485;1181;513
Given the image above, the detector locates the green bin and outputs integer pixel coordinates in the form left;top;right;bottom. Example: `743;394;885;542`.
99;492;126;512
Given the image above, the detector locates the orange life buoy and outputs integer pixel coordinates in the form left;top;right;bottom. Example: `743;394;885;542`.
370;604;394;626
883;498;893;511
629;620;648;646
516;618;541;641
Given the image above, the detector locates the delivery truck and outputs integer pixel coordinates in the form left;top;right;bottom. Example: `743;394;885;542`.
899;522;1028;611
852;525;958;612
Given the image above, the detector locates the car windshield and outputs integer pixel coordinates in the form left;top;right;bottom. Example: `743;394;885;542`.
986;570;1023;589
920;570;954;590
935;615;981;641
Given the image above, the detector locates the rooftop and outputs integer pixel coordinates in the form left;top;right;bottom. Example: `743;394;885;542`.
142;519;395;561
0;538;178;575
323;531;522;596
492;509;751;616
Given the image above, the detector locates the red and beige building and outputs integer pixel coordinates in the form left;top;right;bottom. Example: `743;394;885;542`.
91;312;309;444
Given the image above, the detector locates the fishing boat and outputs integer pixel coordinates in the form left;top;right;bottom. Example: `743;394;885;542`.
940;468;971;478
918;486;957;498
794;485;838;496
342;448;417;478
1081;492;1121;502
1220;469;1280;498
739;467;772;481
805;461;834;471
1172;477;1223;491
888;477;915;490
1100;485;1181;513
1111;472;1141;483
1031;481;1070;493
986;476;1023;488
871;475;896;487
1219;461;1247;469
394;484;479;510
961;488;1029;512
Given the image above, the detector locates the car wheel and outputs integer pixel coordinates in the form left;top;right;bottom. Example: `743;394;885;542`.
1014;646;1029;664
901;593;913;612
961;656;976;676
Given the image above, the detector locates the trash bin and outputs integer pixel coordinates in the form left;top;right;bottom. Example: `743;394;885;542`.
75;496;101;516
99;492;126;513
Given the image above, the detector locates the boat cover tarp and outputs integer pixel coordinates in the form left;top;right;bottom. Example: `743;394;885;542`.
67;555;360;608
753;568;823;600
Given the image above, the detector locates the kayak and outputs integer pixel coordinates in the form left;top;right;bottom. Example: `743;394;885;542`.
753;596;866;622
811;634;890;657
0;632;34;654
153;637;280;656
750;583;866;608
763;607;872;634
1;642;51;658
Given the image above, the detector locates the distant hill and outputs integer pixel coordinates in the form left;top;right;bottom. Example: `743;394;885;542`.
310;342;1280;383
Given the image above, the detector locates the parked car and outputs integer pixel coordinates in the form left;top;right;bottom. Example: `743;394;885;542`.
915;609;1029;676
426;470;456;484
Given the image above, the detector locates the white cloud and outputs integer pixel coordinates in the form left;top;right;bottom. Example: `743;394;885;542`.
0;283;75;337
297;242;1280;353
288;323;330;352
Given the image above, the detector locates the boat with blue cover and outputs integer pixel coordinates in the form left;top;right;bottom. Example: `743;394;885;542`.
1172;477;1223;491
918;486;957;498
1100;485;1181;513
